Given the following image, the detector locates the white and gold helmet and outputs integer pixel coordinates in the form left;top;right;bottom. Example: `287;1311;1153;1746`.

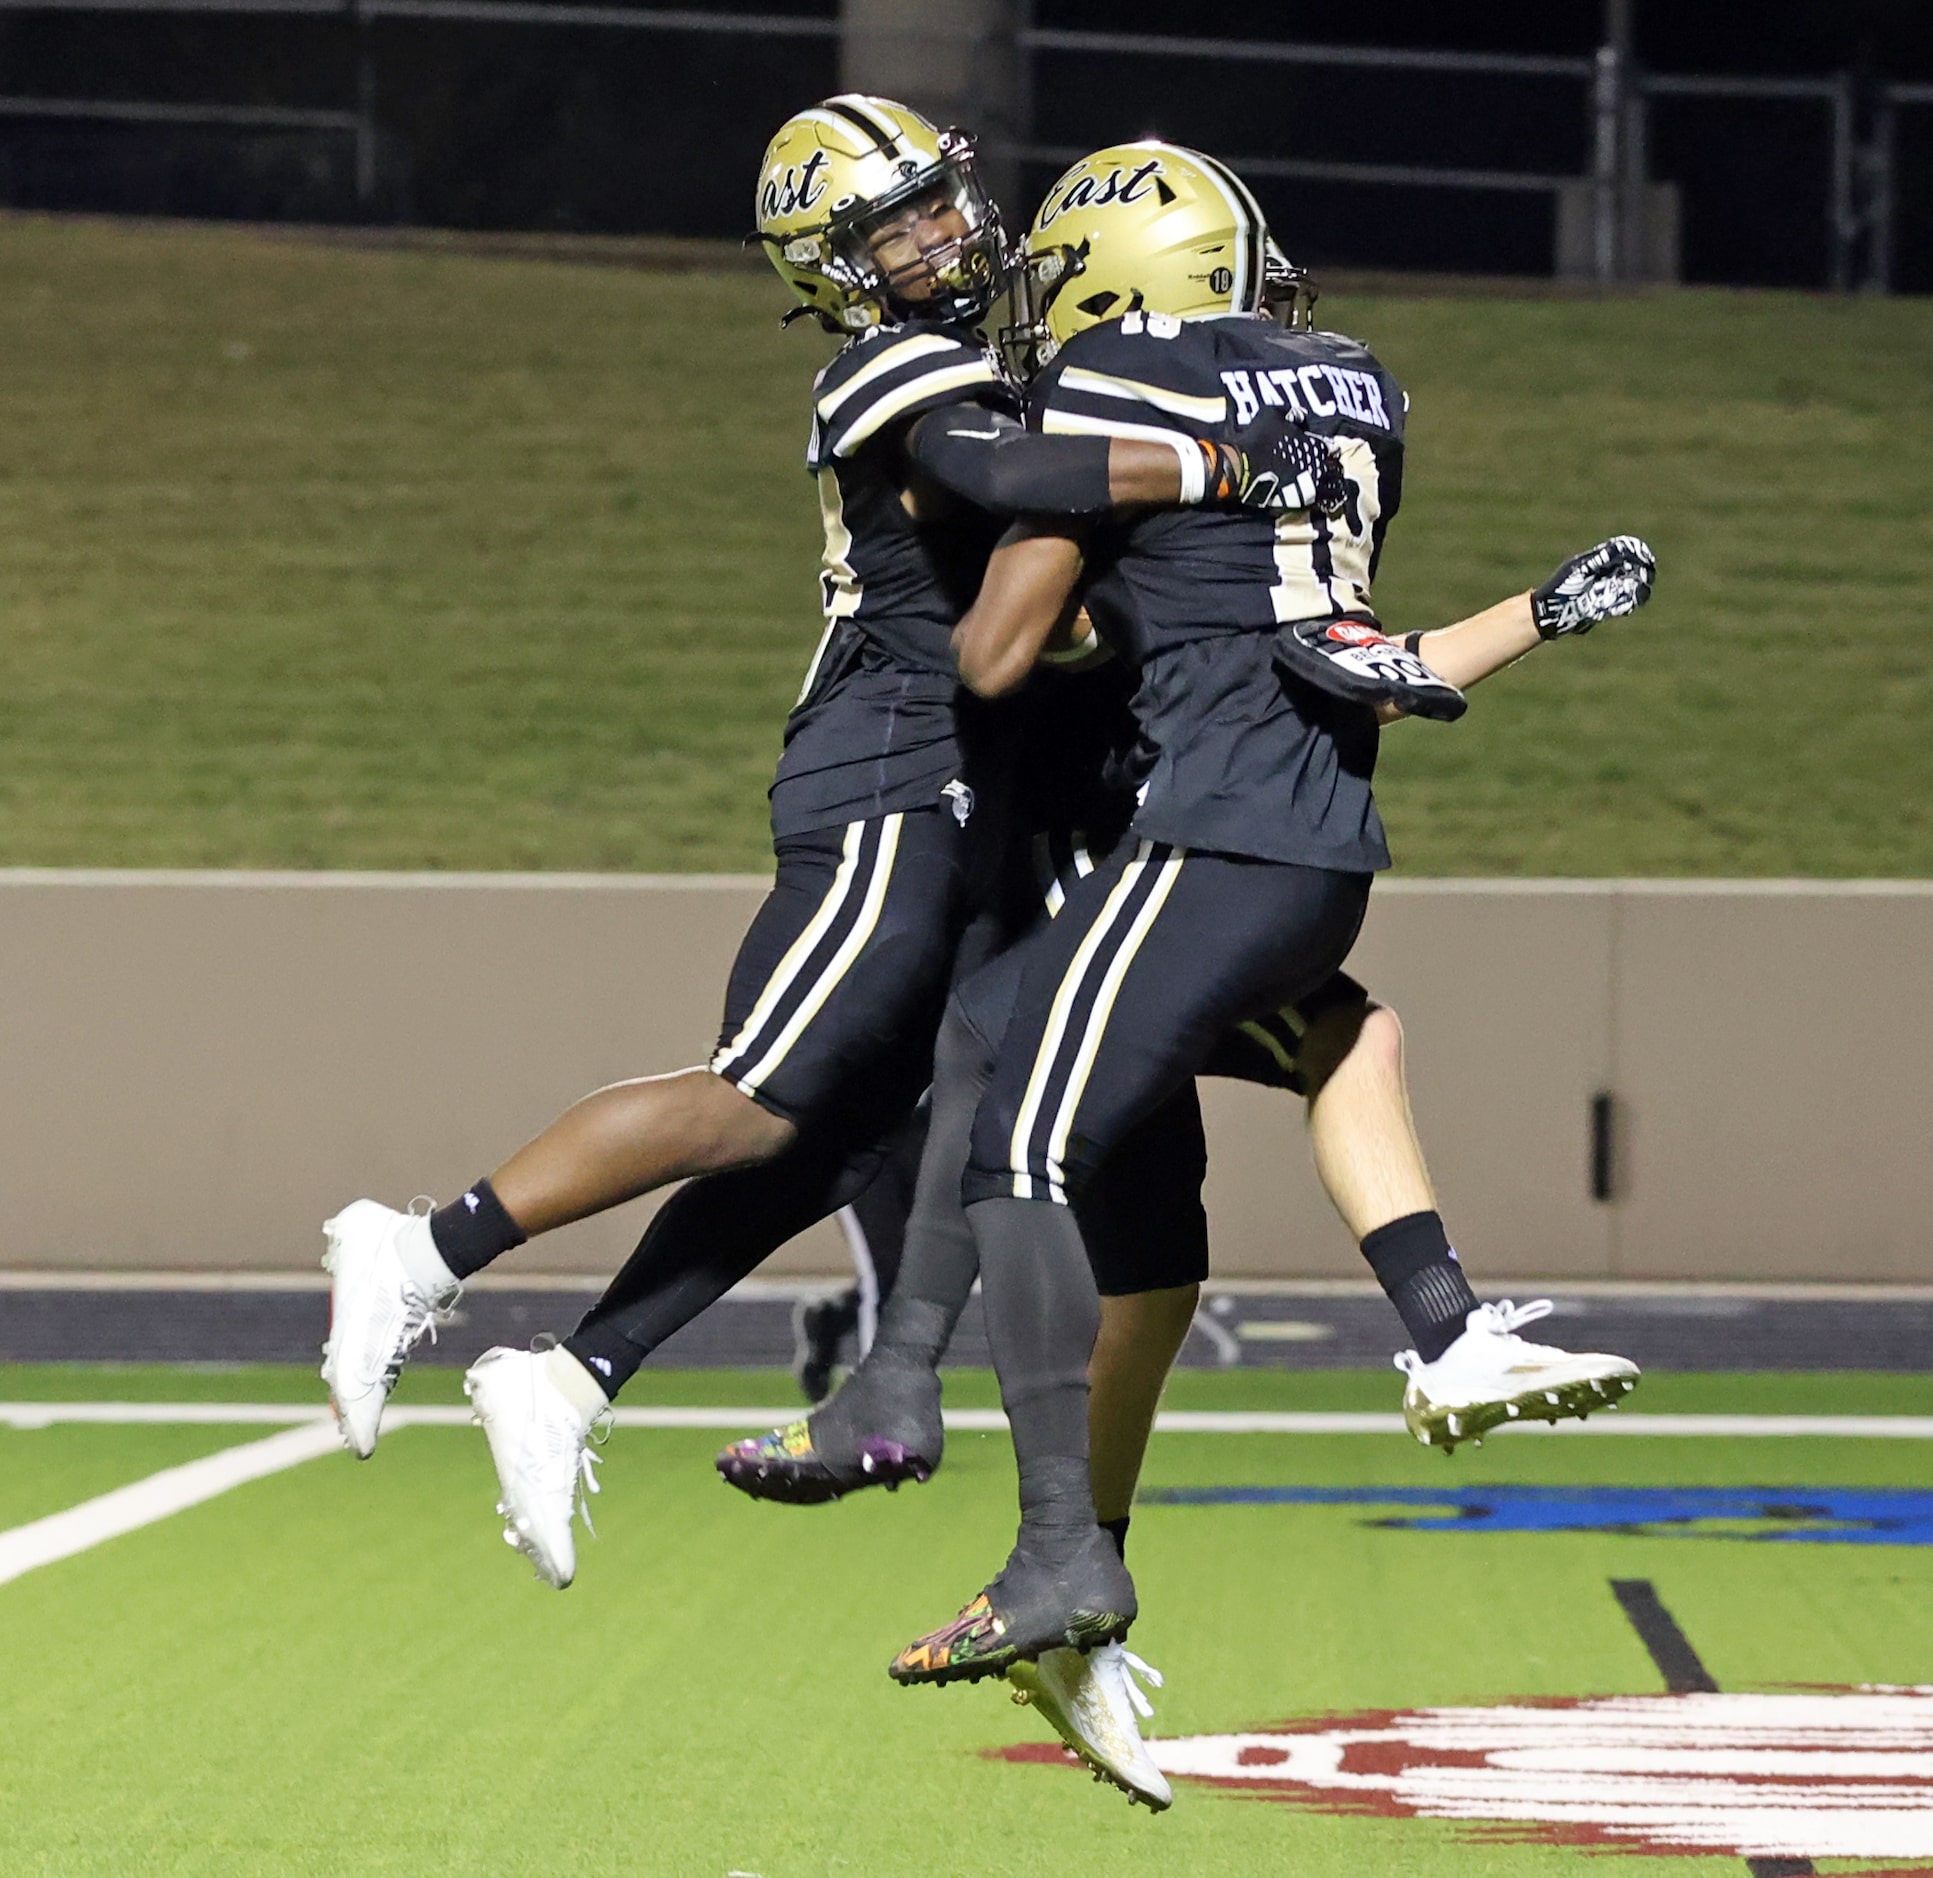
1006;141;1315;372
753;94;1009;334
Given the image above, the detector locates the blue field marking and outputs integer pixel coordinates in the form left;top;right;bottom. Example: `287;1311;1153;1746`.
1136;1484;1933;1545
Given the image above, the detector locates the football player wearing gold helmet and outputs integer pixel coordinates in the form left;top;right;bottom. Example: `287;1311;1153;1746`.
819;141;1654;1688
708;140;1650;1801
317;100;1326;1590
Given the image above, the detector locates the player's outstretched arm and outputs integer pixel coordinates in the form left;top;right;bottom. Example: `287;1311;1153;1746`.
905;406;1323;517
1387;535;1657;718
951;520;1086;697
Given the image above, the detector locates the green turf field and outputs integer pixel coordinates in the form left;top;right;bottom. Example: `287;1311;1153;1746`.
2;1364;1930;1875
1;214;1928;876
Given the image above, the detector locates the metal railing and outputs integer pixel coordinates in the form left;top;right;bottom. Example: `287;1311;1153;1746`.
0;4;1918;290
1020;27;1913;291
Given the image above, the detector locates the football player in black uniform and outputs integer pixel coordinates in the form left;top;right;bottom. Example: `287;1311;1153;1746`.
315;99;1322;1578
857;142;1653;1691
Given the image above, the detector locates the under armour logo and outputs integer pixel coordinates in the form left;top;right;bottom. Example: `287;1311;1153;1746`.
589;1357;613;1377
942;779;974;826
463;1192;481;1213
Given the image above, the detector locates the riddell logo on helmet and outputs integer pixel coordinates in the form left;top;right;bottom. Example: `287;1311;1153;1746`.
1037;160;1164;229
761;151;830;220
1327;623;1387;647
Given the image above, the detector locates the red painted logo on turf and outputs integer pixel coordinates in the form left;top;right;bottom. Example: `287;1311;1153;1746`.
999;1686;1933;1861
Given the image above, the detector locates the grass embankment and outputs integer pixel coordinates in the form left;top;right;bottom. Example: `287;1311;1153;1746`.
1;215;1927;873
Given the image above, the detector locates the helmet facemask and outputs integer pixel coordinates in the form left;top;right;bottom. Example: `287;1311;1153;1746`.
820;132;1009;328
999;239;1087;379
1261;238;1319;332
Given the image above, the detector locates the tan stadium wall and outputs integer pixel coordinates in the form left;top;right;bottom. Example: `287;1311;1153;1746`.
0;871;1928;1284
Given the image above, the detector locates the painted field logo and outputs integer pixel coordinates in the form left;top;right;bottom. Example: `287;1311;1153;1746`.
1113;1689;1933;1861
1139;1484;1933;1545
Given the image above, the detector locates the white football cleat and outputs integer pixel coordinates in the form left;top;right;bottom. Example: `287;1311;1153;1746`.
1395;1298;1641;1453
320;1198;459;1459
465;1347;604;1589
1008;1642;1173;1812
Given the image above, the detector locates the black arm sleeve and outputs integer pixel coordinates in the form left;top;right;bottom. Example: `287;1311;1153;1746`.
905;406;1116;516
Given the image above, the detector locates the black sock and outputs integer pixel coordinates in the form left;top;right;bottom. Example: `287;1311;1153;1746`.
861;1001;997;1371
1360;1209;1478;1364
562;1321;631;1402
1101;1515;1131;1562
429;1177;527;1280
563;1128;896;1406
970;1196;1101;1563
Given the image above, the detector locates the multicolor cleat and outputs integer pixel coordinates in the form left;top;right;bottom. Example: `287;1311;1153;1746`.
891;1593;1011;1684
891;1532;1137;1686
715;1419;932;1505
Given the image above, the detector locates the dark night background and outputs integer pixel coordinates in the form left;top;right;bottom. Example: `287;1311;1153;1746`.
0;0;1927;289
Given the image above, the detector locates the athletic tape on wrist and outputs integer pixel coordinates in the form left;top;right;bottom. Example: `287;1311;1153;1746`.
1175;436;1207;505
1039;623;1101;666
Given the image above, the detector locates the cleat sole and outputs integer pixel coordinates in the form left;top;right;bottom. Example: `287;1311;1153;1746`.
715;1435;934;1507
889;1610;1132;1688
1404;1363;1643;1451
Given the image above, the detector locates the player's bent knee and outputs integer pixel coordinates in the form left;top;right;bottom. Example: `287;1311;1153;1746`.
696;1070;799;1168
1358;1001;1406;1072
1297;992;1381;1097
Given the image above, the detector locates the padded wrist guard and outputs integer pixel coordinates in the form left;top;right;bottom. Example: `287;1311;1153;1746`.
1274;618;1468;722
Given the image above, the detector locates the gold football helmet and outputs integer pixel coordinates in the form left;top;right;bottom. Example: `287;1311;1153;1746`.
1006;141;1315;372
753;94;1008;333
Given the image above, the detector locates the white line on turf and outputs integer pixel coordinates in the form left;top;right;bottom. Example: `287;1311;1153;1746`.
3;1402;1926;1591
2;1404;1931;1438
0;1420;344;1588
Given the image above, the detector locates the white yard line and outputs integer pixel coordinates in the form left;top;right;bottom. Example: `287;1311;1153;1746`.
0;1420;343;1588
2;1401;1929;1592
1;1403;1931;1438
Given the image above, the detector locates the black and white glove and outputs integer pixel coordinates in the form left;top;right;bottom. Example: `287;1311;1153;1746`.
1274;618;1468;722
1531;535;1657;639
1203;423;1348;515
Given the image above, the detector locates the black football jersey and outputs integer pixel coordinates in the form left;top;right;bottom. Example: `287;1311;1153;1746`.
771;321;1018;839
1028;313;1401;873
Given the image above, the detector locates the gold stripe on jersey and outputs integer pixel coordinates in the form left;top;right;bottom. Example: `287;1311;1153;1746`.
815;332;963;422
1269;434;1385;623
834;358;999;455
1039;406;1201;473
815;467;862;624
795;618;839;709
798;467;862;705
1040;407;1188;443
1058;366;1227;425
